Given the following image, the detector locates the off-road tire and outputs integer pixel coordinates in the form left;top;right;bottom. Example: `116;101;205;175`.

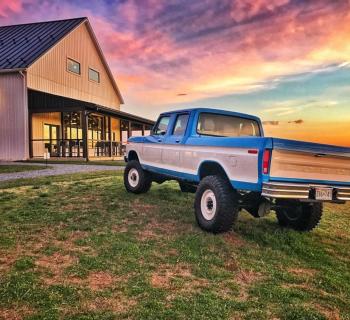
124;160;152;194
179;181;197;193
276;202;323;231
194;175;239;233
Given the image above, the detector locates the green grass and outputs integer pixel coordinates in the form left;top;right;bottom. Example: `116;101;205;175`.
0;171;349;319
22;159;126;166
0;165;49;174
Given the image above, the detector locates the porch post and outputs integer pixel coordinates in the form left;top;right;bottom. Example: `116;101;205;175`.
128;121;132;139
28;111;33;158
60;112;64;157
82;110;89;161
108;116;112;157
142;124;145;136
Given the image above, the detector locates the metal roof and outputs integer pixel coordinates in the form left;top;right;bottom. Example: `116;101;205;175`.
0;17;124;103
0;17;86;70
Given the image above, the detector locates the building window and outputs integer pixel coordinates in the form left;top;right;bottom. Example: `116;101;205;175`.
67;58;80;75
63;112;83;140
89;68;100;83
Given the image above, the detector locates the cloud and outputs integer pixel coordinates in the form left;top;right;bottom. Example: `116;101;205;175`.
0;0;32;18
262;120;280;126
1;0;350;114
263;99;339;116
229;0;290;22
288;119;304;124
263;119;304;126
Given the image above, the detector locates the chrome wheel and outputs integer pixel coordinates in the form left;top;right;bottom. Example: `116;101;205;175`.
200;189;217;221
128;168;139;188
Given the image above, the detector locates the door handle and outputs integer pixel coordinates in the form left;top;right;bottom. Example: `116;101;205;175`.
175;140;180;143
157;139;162;142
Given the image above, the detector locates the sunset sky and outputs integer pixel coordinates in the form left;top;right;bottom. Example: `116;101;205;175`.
1;0;350;146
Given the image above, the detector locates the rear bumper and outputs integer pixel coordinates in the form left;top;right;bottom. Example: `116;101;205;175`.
262;181;350;201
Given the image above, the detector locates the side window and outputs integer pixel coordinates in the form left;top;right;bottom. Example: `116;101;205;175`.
172;114;189;136
153;116;170;135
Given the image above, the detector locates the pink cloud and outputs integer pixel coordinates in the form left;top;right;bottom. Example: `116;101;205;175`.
230;0;290;22
0;0;27;17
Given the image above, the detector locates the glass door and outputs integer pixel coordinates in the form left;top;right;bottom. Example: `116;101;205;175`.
43;124;60;156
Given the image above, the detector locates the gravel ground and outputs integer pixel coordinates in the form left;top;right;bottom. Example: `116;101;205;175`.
0;162;123;182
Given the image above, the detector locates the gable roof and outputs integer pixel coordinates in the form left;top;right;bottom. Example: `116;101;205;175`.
0;17;124;103
0;17;85;70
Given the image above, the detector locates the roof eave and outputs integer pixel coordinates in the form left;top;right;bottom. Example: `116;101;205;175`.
0;68;26;73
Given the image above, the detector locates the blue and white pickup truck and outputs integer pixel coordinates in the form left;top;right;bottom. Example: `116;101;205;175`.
124;108;350;233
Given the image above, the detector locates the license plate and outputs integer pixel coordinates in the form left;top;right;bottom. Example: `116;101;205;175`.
315;188;333;201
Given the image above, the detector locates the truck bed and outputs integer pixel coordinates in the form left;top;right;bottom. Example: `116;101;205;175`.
269;138;350;184
263;138;350;201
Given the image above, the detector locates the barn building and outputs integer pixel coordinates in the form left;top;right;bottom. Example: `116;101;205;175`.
0;17;154;161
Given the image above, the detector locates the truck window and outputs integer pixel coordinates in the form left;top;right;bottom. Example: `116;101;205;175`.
197;113;261;137
172;114;189;136
153;116;170;135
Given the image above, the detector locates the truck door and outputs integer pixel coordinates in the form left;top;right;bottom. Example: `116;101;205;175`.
142;115;170;165
162;113;189;167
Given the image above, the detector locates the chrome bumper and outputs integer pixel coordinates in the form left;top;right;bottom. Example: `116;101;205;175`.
262;182;350;201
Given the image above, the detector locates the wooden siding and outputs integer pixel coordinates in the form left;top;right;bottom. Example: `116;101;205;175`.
0;73;28;160
31;112;61;157
27;22;121;110
111;117;121;142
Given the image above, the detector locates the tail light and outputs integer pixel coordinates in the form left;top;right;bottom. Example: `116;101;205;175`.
262;149;271;174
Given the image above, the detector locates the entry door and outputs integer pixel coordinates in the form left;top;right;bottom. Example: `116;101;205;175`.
44;124;59;156
142;115;170;165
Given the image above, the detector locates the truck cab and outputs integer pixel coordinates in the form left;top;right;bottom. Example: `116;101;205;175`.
124;108;350;233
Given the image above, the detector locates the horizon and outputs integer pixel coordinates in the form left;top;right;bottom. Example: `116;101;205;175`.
1;0;349;146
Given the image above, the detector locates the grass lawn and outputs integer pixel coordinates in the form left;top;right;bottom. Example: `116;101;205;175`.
0;171;349;320
23;160;126;166
0;165;49;174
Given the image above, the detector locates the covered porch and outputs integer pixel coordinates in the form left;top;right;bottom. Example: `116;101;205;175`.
28;90;154;160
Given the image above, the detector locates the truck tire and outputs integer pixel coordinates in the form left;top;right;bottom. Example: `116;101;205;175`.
124;160;152;194
276;202;323;231
179;181;197;193
194;175;239;233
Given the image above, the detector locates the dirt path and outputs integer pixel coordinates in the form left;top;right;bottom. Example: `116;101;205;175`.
0;162;123;181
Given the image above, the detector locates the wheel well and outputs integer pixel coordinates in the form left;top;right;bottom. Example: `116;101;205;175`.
198;161;230;181
128;150;139;162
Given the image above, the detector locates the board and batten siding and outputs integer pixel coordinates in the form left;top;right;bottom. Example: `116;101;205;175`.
111;118;121;142
0;72;29;161
27;22;121;110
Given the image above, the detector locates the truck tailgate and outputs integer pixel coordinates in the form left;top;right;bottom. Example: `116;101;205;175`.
269;138;350;184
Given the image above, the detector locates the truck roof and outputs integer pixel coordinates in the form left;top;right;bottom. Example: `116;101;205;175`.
159;107;261;122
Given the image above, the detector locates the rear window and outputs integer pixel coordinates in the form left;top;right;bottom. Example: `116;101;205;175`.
197;113;261;137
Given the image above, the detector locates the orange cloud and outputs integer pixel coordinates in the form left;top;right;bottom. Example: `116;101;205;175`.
264;121;350;147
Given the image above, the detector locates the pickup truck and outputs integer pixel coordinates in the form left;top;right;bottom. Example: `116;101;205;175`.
124;108;350;233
